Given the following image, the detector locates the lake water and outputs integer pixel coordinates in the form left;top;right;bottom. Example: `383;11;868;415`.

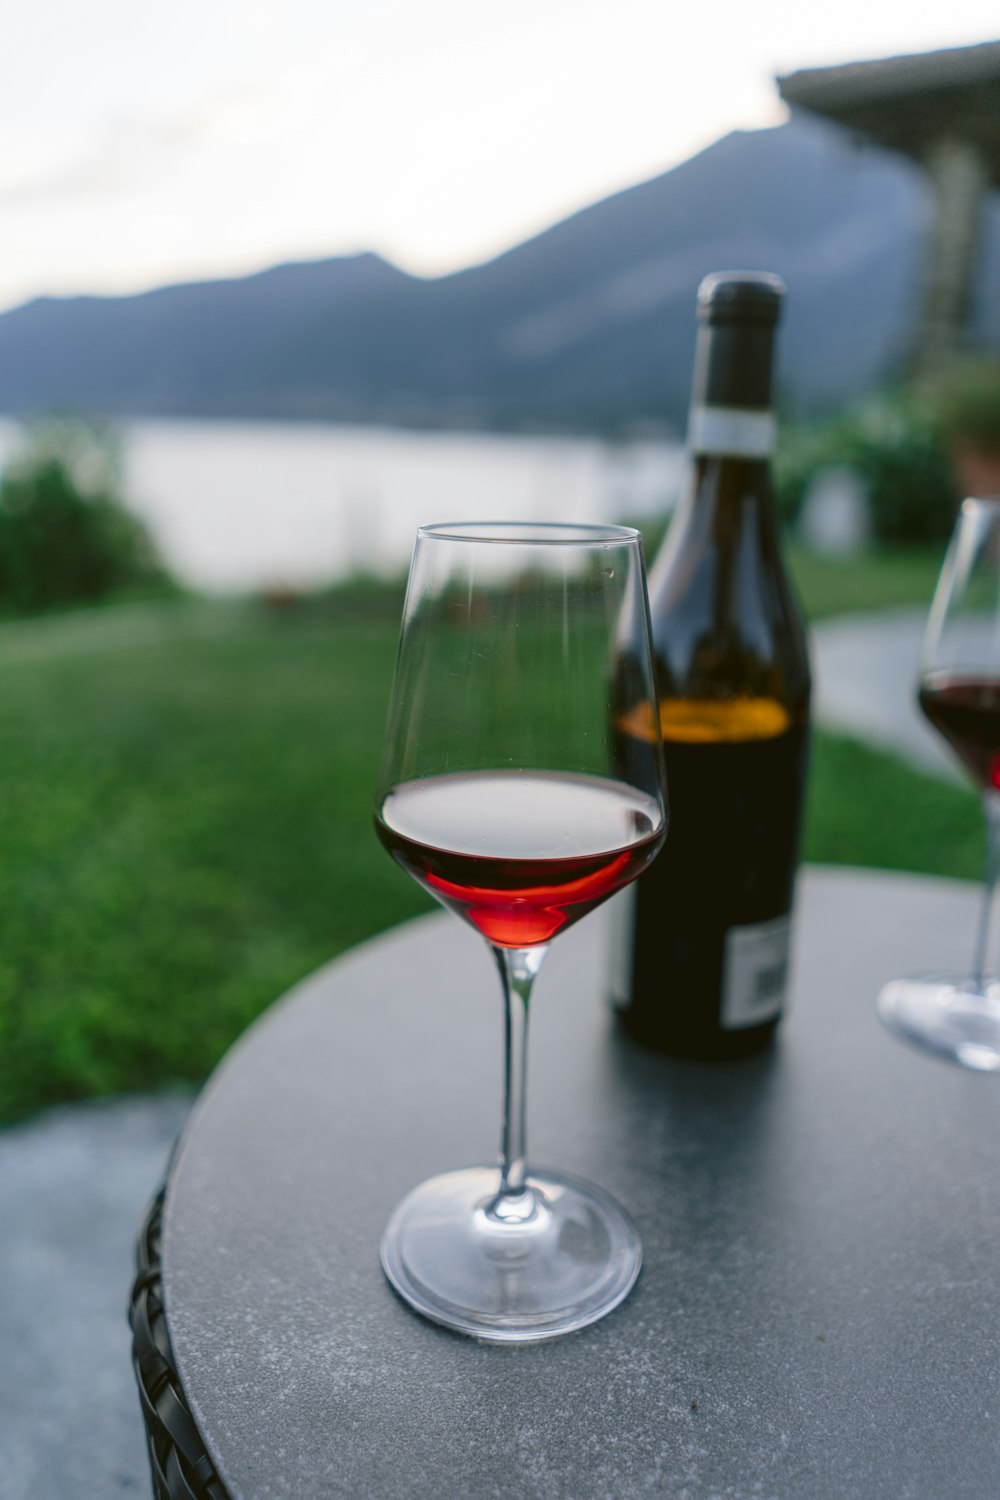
0;418;684;592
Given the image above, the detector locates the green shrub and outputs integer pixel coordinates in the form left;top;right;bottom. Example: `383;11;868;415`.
775;393;957;546
0;420;169;614
925;358;1000;454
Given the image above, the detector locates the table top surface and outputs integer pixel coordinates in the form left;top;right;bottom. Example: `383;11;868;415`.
163;867;1000;1500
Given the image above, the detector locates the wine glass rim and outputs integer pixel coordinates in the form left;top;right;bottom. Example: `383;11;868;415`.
416;520;641;547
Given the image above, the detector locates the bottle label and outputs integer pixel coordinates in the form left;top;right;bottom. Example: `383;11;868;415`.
720;914;791;1029
688;404;776;458
607;884;637;1010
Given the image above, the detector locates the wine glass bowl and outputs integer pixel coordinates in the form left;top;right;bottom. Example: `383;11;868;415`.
878;497;1000;1068
374;521;666;1340
377;769;663;949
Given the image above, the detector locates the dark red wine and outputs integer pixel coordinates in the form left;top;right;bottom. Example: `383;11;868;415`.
919;674;1000;790
376;770;664;948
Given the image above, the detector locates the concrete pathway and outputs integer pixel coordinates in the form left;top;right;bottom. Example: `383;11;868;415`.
0;1094;192;1500
811;606;958;782
0;604;967;1500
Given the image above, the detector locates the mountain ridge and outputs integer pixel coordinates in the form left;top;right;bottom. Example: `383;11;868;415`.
2;116;997;430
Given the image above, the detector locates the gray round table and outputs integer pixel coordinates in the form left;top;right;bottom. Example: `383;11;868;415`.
162;867;1000;1499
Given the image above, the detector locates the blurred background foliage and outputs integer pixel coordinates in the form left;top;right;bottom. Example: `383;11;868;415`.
775;358;1000;543
928;357;1000;454
775;390;958;544
0;420;171;616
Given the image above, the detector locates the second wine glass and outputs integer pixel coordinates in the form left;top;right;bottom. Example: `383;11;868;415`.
879;496;1000;1070
374;521;667;1340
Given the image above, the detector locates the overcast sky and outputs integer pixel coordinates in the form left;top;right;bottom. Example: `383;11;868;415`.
3;2;998;311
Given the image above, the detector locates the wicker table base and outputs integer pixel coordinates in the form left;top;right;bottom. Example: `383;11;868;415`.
129;1184;228;1500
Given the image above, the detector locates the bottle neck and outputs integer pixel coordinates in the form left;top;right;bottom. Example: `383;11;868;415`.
687;313;777;460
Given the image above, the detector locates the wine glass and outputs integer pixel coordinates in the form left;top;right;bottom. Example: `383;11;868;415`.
374;521;667;1340
878;495;1000;1070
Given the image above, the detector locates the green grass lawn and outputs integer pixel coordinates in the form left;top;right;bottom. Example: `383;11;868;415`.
785;542;943;622
0;543;978;1123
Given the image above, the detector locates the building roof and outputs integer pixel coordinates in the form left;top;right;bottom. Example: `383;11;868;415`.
777;40;1000;183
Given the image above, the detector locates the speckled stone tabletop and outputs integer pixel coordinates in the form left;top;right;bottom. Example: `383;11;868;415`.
163;867;1000;1499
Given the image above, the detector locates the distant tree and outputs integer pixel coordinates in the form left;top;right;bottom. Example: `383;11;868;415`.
0;419;170;614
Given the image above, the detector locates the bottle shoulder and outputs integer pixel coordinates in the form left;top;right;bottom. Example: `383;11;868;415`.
645;460;810;707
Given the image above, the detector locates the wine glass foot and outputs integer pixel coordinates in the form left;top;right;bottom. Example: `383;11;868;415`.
877;975;1000;1071
380;1165;642;1342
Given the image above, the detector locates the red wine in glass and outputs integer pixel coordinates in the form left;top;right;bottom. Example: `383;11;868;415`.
373;520;666;1339
377;770;664;948
919;674;1000;793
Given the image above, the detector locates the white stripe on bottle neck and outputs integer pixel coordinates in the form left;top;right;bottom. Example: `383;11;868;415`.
688;404;776;458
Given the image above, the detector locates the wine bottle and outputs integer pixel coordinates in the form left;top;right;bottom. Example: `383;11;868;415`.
612;271;811;1059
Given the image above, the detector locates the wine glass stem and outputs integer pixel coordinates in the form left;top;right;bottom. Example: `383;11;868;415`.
974;793;1000;990
490;944;547;1210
